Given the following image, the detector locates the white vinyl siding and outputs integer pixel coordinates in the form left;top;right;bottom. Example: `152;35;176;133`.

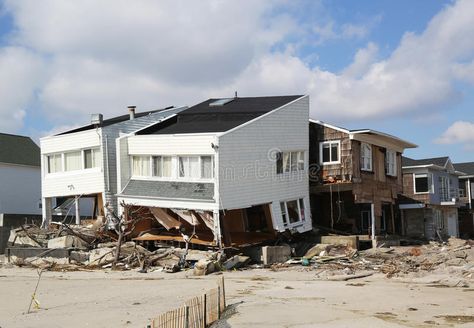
320;140;340;164
385;149;397;176
360;143;372;171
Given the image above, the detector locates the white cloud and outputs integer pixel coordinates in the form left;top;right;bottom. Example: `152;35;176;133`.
0;47;46;132
435;121;474;149
1;0;474;134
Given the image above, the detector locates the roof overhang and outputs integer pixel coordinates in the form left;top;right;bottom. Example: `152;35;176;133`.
399;203;426;209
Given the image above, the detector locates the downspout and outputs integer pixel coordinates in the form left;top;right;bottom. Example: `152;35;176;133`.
105;134;110;192
213;136;222;248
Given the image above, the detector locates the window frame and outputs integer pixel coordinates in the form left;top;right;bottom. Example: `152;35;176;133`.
280;198;306;227
319;140;341;165
131;155;151;178
151;155;173;179
360;142;372;172
413;173;433;194
385;149;397;177
45;147;101;175
47;153;63;174
276;151;305;175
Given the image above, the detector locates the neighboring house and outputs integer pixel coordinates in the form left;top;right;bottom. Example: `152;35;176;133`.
453;162;474;237
40;106;186;225
0;133;41;215
308;121;417;241
116;95;311;248
400;157;464;239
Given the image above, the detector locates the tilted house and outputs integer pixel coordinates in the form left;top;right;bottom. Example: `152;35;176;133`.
0;133;42;215
453;162;474;237
116;95;311;248
400;156;464;239
40;106;186;225
308;121;417;241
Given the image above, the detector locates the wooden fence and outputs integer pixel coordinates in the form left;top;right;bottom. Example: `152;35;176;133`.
150;276;226;328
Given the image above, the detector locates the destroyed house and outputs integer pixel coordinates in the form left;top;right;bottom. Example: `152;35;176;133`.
309;120;417;243
400;156;465;239
40;106;186;225
0;133;41;215
116;95;312;248
453;162;474;237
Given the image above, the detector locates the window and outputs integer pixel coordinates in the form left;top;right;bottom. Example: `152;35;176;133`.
47;154;62;173
64;151;82;171
152;156;172;178
276;151;304;174
320;141;340;164
179;156;200;179
385;150;397;176
201;156;213;179
280;198;306;226
132;156;150;176
439;176;449;201
414;173;432;193
360;143;372;171
84;148;101;169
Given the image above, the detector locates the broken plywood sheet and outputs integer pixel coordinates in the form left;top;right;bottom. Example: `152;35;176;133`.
149;207;181;230
171;209;200;226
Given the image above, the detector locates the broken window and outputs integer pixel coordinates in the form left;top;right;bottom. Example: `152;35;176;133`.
47;154;62;173
179;156;200;179
320;141;340;164
385;149;397;176
280;198;306;226
414;173;431;193
132;156;151;176
152;156;172;178
276;151;305;174
84;148;101;169
360;143;372;171
64;151;82;171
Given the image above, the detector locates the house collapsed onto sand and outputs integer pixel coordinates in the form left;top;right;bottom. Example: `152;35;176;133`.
116;95;312;248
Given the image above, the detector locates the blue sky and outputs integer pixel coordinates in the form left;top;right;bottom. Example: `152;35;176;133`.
0;0;472;162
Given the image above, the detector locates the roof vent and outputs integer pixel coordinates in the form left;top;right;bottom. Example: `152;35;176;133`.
209;98;234;107
91;113;103;126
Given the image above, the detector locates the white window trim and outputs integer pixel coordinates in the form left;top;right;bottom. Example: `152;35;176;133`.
277;150;306;175
319;140;341;165
130;154;215;182
280;197;306;227
45;147;102;175
360;142;372;172
413;173;433;194
386;149;397;177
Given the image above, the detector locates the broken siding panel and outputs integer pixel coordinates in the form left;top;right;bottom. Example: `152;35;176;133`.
218;96;311;232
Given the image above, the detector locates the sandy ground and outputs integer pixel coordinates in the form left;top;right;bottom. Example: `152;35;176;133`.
0;259;473;327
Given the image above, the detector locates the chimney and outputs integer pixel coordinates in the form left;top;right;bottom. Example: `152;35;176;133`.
128;106;136;120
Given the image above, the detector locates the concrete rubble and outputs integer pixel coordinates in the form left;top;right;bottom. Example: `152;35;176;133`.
4;223;473;286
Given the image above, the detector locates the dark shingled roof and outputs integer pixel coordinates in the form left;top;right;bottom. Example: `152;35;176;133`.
0;133;40;167
137;95;303;135
454;162;474;176
58;107;175;135
402;156;449;167
122;180;214;200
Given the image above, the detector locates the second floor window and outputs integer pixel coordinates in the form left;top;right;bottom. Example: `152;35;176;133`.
47;154;62;173
276;151;304;174
132;156;150;177
152;156;172;178
414;173;432;193
320;141;340;164
46;147;101;174
385;150;397;176
360;143;372;171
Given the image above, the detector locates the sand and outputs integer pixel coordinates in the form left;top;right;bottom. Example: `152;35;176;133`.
0;264;473;328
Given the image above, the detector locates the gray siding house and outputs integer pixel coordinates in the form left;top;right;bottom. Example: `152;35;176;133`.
400;156;464;239
454;162;474;237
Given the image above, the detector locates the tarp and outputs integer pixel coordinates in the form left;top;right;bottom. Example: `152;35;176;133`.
149;207;182;230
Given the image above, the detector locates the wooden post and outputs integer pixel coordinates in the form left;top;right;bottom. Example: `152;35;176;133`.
184;305;189;328
203;293;207;327
217;286;221;320
370;203;376;248
390;203;396;234
75;196;80;225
